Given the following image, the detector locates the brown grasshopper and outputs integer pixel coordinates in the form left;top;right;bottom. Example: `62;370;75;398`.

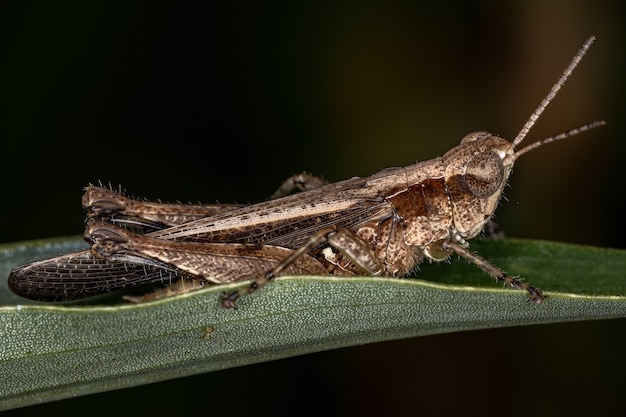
8;36;604;307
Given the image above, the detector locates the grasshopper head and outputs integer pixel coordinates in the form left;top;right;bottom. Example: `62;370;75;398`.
439;35;604;240
442;132;515;238
443;121;604;239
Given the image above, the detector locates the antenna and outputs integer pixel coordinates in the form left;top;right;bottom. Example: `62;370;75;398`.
513;120;605;160
512;35;596;148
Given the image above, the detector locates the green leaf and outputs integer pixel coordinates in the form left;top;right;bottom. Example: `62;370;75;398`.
1;236;625;410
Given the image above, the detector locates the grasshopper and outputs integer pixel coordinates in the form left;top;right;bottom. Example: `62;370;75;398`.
8;36;604;307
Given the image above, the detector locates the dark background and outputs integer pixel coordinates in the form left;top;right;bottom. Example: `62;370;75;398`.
1;1;624;416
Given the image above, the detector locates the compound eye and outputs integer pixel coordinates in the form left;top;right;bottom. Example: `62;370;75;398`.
464;151;504;197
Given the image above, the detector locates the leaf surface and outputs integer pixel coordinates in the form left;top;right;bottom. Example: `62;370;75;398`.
1;237;625;409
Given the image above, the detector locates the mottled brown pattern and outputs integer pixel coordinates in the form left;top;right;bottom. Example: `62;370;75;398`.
443;135;513;238
387;178;452;246
9;37;602;305
87;221;329;284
